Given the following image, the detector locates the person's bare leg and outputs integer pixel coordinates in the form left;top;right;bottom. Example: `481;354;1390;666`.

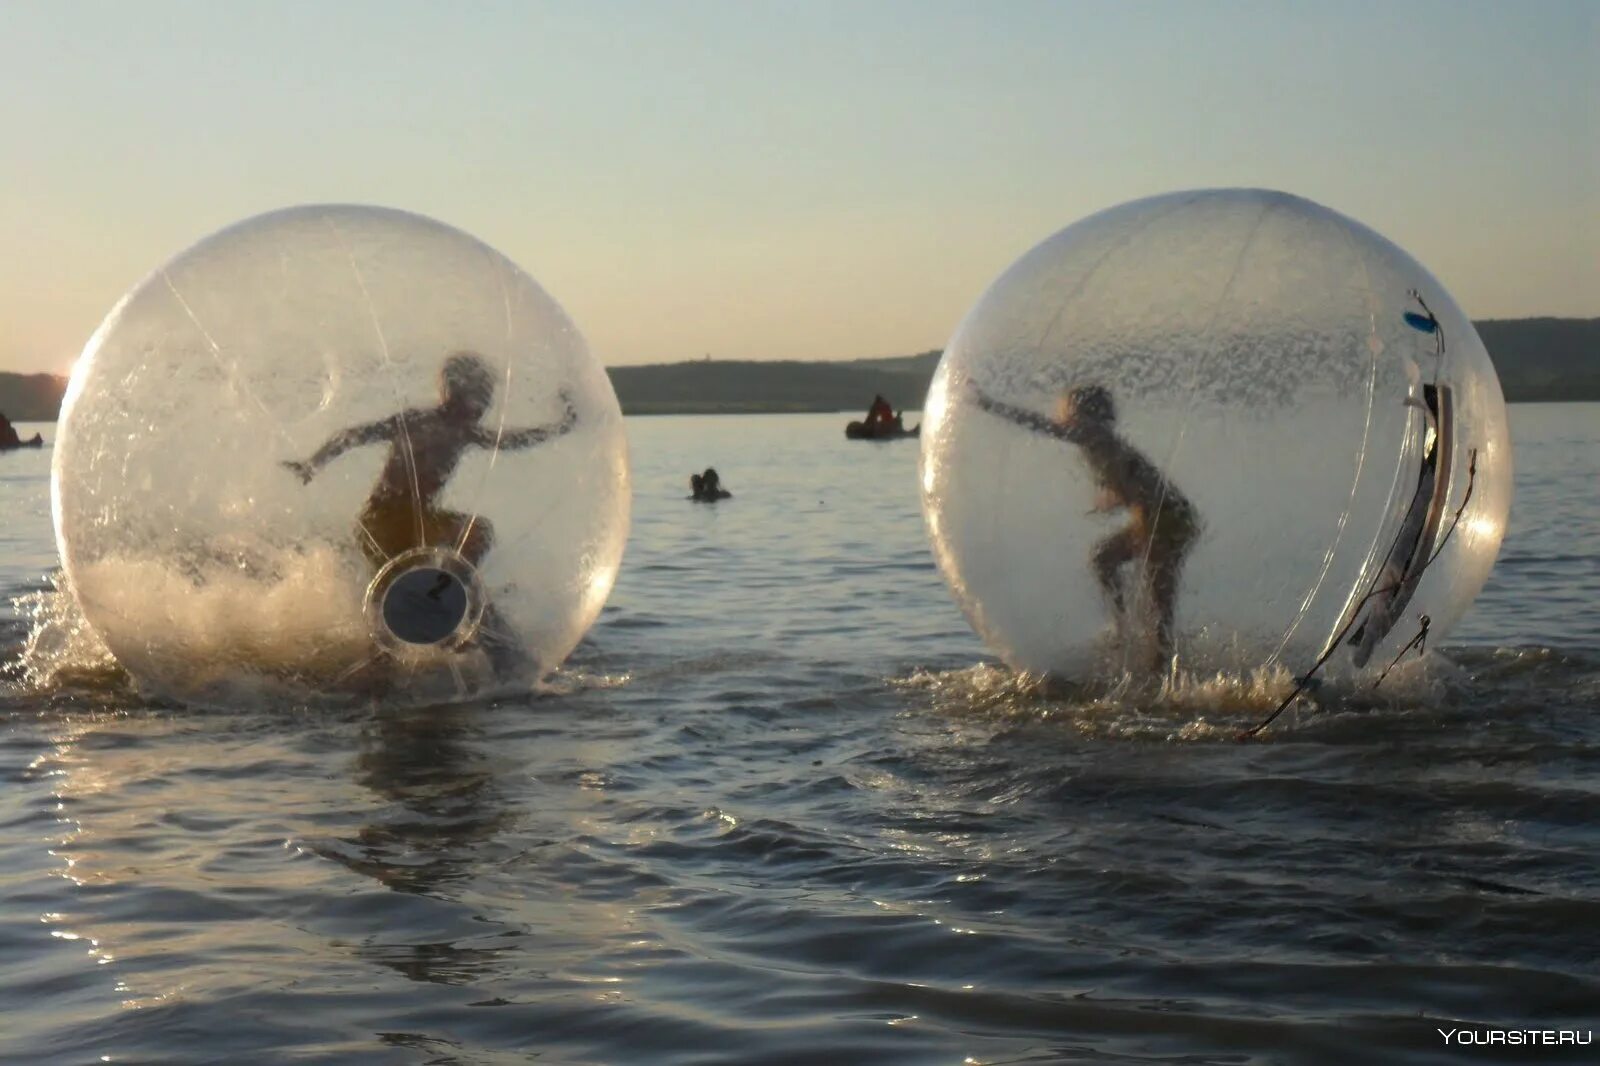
1145;546;1187;674
456;513;494;568
1092;526;1140;647
474;602;532;681
436;512;531;681
360;497;420;570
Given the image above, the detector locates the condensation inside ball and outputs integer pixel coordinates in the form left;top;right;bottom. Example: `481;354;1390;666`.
53;205;630;701
920;189;1511;680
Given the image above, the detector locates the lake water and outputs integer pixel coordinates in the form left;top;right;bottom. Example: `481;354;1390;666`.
2;407;1597;1064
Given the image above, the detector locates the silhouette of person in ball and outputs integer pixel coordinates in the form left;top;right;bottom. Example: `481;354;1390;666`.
283;351;577;672
969;381;1199;672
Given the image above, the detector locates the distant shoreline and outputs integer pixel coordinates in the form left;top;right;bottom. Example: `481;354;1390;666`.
3;317;1595;420
614;399;1594;416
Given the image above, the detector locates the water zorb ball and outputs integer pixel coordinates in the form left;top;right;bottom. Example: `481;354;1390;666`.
54;205;629;701
920;189;1511;680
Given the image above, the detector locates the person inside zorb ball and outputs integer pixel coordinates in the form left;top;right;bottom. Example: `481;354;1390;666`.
920;189;1511;692
53;205;630;702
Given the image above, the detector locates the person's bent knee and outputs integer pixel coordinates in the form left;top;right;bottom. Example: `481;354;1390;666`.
459;516;495;564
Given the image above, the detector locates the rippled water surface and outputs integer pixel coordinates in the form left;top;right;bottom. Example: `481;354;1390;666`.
3;407;1598;1065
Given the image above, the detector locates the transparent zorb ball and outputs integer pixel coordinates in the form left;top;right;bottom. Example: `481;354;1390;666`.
54;205;630;703
920;189;1511;681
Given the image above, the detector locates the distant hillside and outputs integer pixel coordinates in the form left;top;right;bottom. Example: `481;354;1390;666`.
607;351;941;414
4;320;1594;419
1475;318;1600;402
0;373;67;422
611;320;1598;413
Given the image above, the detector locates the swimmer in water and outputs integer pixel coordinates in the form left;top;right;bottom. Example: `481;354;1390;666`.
969;381;1200;672
283;351;577;673
689;467;731;501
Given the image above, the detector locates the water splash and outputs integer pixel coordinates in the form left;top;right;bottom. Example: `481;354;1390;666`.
7;571;124;694
893;654;1458;741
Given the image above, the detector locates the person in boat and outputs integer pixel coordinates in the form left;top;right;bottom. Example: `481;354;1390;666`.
969;381;1200;672
689;467;731;501
283;351;577;672
864;394;895;431
0;412;41;450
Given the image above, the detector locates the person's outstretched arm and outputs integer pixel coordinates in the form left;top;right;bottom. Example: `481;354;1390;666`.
485;389;580;450
968;383;1072;442
282;415;398;482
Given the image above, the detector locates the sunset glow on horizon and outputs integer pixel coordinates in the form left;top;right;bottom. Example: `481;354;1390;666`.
3;0;1595;375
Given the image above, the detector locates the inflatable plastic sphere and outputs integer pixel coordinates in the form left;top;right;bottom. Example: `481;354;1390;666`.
53;205;629;702
920;189;1511;681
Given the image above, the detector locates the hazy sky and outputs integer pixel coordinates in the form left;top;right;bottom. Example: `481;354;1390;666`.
3;1;1595;373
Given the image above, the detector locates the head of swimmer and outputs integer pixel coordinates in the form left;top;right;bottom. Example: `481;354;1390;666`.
439;352;496;422
1054;384;1115;434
